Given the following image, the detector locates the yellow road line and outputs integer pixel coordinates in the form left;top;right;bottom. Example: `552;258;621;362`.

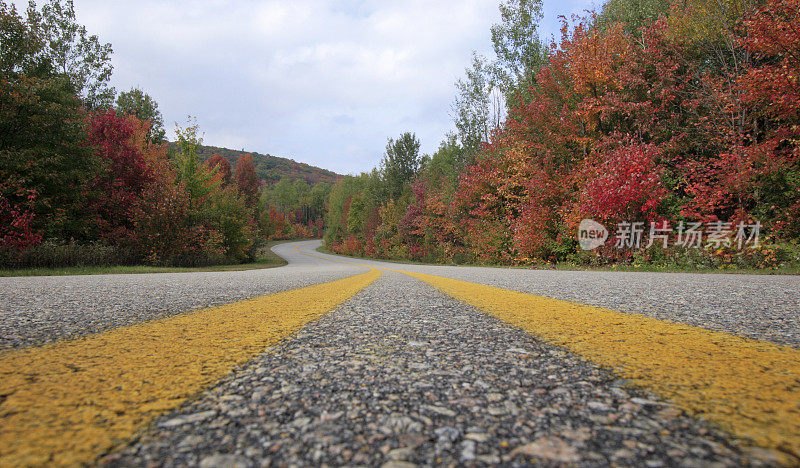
0;268;381;467
404;271;800;461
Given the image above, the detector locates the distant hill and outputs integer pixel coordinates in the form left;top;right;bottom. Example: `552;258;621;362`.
170;143;342;186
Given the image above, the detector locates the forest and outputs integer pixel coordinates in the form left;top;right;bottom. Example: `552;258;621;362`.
0;0;331;268
323;0;800;270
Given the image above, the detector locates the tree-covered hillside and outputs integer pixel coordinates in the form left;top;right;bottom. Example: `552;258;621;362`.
192;144;342;186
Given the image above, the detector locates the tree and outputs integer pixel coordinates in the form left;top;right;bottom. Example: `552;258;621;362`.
309;181;331;216
595;0;670;36
421;135;467;189
267;176;298;211
85;110;154;241
116;87;166;143
0;2;47;77
1;8;98;239
201;185;256;261
451;0;549;157
735;0;800;236
234;153;259;204
324;176;366;245
205;154;231;185
173;116;216;202
23;0;115;108
381;132;421;200
490;0;549;101
452;54;503;157
0;191;41;252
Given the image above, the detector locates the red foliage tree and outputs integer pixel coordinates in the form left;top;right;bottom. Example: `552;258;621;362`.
737;0;800;236
234;153;259;204
206;154;232;185
85;110;155;241
577;142;667;223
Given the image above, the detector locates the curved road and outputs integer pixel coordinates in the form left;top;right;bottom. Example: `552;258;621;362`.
0;242;366;349
1;240;798;466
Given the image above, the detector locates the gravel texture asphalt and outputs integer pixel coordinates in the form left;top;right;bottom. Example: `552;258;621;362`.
104;270;774;467
3;240;797;466
309;246;800;348
0;242;366;349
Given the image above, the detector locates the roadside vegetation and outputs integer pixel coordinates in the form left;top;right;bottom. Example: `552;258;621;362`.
0;240;292;277
1;1;330;271
318;243;800;275
323;0;800;272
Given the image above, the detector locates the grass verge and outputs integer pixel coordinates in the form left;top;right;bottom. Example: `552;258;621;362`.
0;240;303;277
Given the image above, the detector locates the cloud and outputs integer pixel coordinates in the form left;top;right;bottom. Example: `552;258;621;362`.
14;0;601;175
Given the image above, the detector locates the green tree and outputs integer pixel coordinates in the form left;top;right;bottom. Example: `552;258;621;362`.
490;0;548;102
421;135;467;190
595;0;670;36
450;0;552;160
173;117;216;202
452;54;502;157
201;186;255;262
0;4;98;239
381;132;421;200
116;87;166;143
270;176;298;212
24;0;115;108
346;192;366;233
0;2;47;77
309;181;331;216
324;175;367;244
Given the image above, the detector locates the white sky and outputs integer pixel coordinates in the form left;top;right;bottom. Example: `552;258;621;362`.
13;0;599;174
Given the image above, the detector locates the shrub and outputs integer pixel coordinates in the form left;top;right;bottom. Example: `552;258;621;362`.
0;241;137;269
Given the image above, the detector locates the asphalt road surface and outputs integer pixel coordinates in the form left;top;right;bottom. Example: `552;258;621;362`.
1;240;798;467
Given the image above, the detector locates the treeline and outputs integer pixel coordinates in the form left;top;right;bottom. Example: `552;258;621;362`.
259;176;331;240
0;1;327;268
325;0;800;269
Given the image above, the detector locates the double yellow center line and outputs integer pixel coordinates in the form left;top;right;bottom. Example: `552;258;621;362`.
3;244;799;465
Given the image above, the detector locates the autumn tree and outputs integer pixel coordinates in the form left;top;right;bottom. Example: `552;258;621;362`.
323;0;800;266
205;154;231;185
737;0;800;236
85;110;154;241
235;153;259;204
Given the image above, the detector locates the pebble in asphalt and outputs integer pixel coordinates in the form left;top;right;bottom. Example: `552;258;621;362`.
103;271;775;467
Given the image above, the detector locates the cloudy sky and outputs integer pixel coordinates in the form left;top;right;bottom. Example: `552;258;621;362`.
19;0;599;174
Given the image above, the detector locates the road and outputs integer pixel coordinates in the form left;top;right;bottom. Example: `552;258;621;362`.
1;240;798;467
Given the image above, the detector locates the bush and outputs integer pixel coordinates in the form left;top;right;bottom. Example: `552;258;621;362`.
0;241;138;269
